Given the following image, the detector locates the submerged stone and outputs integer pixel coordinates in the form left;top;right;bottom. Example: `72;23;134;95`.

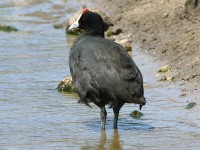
0;23;18;32
130;110;143;118
158;65;170;73
185;102;197;109
54;23;64;29
115;39;132;52
57;76;76;93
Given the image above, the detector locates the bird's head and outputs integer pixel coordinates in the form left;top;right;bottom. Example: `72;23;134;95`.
69;8;105;37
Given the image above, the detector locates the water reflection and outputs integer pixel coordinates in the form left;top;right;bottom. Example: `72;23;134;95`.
81;130;122;150
97;131;107;150
109;130;122;150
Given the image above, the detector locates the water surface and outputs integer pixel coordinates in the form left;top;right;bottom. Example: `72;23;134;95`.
0;0;200;149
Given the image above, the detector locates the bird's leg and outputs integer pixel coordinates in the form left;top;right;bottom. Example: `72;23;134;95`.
113;103;124;129
113;108;119;129
100;106;107;130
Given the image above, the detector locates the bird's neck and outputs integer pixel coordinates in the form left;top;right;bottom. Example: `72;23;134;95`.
84;24;105;38
84;30;104;38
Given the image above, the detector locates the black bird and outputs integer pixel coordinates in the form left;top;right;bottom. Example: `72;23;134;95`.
69;8;146;130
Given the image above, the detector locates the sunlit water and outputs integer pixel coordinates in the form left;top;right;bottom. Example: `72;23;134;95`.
0;0;200;149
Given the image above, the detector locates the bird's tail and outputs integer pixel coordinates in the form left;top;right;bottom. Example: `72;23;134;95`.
78;97;91;107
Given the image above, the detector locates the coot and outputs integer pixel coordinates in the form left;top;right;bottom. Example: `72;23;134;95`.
69;8;146;130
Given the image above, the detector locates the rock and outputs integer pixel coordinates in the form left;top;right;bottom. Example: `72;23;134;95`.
130;110;143;118
185;0;199;9
143;83;149;87
158;65;170;73
124;46;132;52
0;23;18;32
66;8;113;35
143;27;150;32
114;28;122;35
106;28;122;37
115;39;132;52
57;76;76;93
185;102;197;109
163;12;169;18
53;23;64;29
161;49;168;53
182;74;198;81
182;88;189;92
106;29;113;37
185;0;200;14
160;76;174;81
180;93;187;97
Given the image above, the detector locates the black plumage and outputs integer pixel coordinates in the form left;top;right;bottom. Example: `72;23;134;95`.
69;9;146;130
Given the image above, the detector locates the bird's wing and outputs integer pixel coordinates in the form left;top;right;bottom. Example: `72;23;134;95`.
120;52;144;97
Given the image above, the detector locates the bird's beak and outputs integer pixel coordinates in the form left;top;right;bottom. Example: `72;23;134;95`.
69;15;81;30
69;20;79;30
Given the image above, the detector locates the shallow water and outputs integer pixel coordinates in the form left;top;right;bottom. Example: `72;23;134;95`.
0;0;200;149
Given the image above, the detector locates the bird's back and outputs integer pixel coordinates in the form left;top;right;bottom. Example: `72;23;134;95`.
69;36;145;106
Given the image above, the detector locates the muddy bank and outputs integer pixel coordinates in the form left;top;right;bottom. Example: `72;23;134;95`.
88;0;200;97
